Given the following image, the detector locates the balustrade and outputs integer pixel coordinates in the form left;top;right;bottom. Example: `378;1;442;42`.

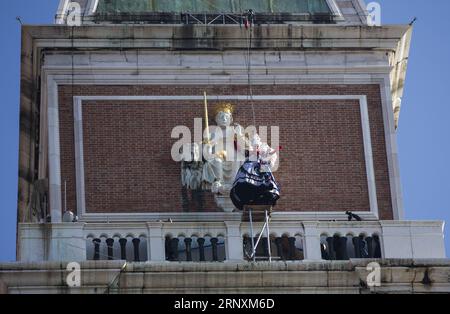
243;234;304;261
86;235;148;261
84;227;382;262
320;233;382;260
165;235;226;262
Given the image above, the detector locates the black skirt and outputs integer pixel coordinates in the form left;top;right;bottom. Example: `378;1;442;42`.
230;160;280;211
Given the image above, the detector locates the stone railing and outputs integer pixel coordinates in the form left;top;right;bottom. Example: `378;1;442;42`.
243;234;305;261
86;235;148;262
17;220;446;262
84;223;148;261
320;233;382;261
165;235;226;262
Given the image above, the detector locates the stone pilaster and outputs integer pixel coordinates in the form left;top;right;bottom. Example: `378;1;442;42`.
302;222;322;261
146;222;165;262
225;221;243;261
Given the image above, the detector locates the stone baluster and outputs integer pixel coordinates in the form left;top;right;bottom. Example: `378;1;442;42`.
342;236;350;260
197;238;206;262
242;236;250;260
359;235;369;258
184;238;193;261
275;237;284;260
352;237;362;258
262;237;269;257
93;238;101;260
165;237;171;260
333;235;348;260
211;237;219;261
339;237;349;260
170;238;180;261
106;238;114;260
119;238;127;260
332;236;340;259
132;238;140;262
288;237;296;260
373;235;382;258
326;237;335;260
320;242;329;260
366;237;374;258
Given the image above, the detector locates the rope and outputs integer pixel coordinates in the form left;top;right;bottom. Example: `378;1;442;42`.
68;25;75;216
63;243;128;293
71;26;74;103
244;11;257;128
65;242;122;261
105;261;128;294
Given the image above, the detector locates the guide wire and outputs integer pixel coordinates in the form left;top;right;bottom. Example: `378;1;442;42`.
244;10;257;128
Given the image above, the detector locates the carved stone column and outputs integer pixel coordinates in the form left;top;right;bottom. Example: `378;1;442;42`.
170;238;180;261
360;235;369;258
326;237;335;260
262;237;269;257
184;238;193;261
373;235;382;258
334;236;348;260
275;237;284;260
211;237;219;261
106;238;114;260
353;236;362;258
119;238;127;260
132;238;140;262
197;237;206;261
93;238;101;260
366;236;374;258
288;237;296;260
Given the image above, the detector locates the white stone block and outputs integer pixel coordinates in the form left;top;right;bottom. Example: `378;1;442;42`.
19;225;46;262
225;221;243;262
380;221;446;259
147;222;165;262
48;224;86;261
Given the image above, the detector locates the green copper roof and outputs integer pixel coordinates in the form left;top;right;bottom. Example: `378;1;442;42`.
96;0;332;14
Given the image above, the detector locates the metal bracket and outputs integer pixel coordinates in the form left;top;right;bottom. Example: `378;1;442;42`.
243;205;273;262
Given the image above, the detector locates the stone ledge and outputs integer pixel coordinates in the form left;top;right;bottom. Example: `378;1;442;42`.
23;24;410;51
1;260;449;294
4;259;450;271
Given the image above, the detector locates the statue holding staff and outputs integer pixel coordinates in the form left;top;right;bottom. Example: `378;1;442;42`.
180;93;280;212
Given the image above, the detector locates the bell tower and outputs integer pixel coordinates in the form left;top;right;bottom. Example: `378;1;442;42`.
6;0;447;294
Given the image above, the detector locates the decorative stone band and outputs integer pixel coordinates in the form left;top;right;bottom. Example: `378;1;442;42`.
2;258;450;294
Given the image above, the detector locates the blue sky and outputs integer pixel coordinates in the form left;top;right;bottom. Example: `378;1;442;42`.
0;0;449;261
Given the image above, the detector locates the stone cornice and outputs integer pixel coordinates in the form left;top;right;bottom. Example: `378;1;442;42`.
1;259;450;294
23;24;409;50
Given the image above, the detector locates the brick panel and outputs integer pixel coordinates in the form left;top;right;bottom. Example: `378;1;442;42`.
58;84;393;219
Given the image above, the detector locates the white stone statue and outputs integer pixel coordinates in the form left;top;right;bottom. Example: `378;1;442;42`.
180;143;203;191
180;102;278;212
248;133;278;173
202;103;247;197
